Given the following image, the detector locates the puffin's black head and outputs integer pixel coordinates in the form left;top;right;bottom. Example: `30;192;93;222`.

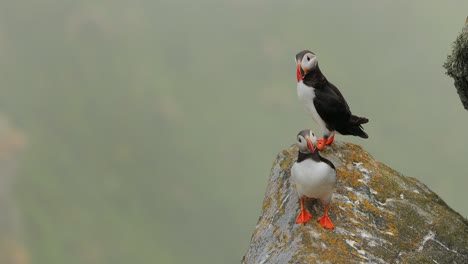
295;50;318;82
296;129;317;153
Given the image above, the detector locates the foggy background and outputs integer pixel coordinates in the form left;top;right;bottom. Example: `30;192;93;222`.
0;1;467;263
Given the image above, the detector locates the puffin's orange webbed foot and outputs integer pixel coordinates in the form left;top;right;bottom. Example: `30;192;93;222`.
318;214;334;229
325;134;334;145
316;138;325;150
296;209;312;224
318;204;334;229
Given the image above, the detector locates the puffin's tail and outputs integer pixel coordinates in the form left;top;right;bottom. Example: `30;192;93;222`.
340;115;369;138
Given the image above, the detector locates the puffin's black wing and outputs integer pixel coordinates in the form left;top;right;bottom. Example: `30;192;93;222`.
328;83;350;112
313;84;352;132
314;82;369;138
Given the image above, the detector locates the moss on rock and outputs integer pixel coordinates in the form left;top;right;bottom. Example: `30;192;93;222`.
444;17;468;111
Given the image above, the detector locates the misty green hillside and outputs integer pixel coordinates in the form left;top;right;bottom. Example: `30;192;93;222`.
0;1;467;264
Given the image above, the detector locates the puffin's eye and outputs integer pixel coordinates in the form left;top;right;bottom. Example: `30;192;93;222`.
306;56;310;61
298;137;302;143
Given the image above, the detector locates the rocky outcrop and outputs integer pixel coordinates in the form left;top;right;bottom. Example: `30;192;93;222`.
444;16;468;111
243;142;468;264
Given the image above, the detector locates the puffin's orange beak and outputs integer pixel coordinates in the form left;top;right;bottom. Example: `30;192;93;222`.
306;136;314;153
296;61;302;82
296;60;309;82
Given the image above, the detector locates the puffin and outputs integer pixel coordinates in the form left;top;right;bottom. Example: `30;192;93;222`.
295;50;369;150
291;129;336;229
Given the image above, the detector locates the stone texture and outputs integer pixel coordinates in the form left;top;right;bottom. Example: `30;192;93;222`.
242;142;468;264
444;16;468;111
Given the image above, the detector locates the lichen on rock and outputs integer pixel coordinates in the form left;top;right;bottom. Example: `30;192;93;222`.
242;142;468;264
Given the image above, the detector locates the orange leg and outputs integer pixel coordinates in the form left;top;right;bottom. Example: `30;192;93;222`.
325;133;335;145
295;197;312;224
317;134;335;150
317;204;334;229
316;138;326;150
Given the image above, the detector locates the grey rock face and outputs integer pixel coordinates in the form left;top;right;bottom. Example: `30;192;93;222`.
243;142;468;264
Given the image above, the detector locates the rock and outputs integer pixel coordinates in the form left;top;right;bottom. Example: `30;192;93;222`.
444;16;468;111
242;142;468;264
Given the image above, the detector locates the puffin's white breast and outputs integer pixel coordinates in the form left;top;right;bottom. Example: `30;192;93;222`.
297;81;327;133
291;159;336;200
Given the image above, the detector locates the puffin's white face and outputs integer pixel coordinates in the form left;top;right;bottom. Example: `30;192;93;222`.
296;52;318;81
297;130;316;153
300;53;318;73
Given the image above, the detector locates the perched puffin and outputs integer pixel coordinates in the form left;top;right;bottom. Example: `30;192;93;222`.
295;50;369;150
291;129;336;229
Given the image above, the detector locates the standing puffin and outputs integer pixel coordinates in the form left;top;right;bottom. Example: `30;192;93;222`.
291;129;336;229
295;50;369;150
